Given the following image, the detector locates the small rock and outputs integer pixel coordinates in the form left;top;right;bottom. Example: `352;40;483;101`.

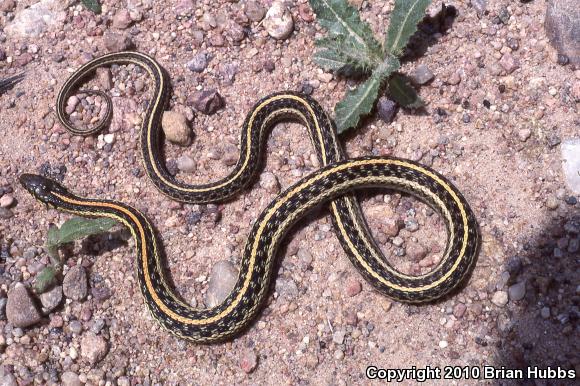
80;332;108;365
0;373;17;386
453;303;467;318
377;97;397;123
39;285;63;313
4;0;66;38
102;31;134;52
345;277;362;297
491;290;509;307
517;128;531;142
187;52;210;73
333;330;346;344
96;67;113;90
545;0;580;65
406;243;428;261
63;266;88;301
205;261;238;308
222;144;239;166
0;194;14;208
470;0;487;14
0;0;16;13
192;90;224;115
61;371;81;386
263;1;294;40
383;217;401;237
508;281;526;301
561;139;580;194
545;196;559;210
259;172;280;194
103;133;115;145
439;340;448;348
1;207;15;219
162;111;191;146
411;65;434;85
276;278;299;300
239;349;258;373
6;283;42;328
245;0;266;22
176;155;196;172
112;9;132;30
499;53;519;74
540;306;550;319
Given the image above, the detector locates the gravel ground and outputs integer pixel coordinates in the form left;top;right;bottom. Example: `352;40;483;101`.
0;0;579;385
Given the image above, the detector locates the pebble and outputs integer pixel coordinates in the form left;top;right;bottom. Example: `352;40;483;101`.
61;371;81;386
39;285;62;313
499;53;519;74
276;278;299;300
439;340;448;349
0;207;14;219
411;65;434;85
333;330;346;344
453;303;467;318
103;133;115;144
96;68;113;90
345;277;362;297
192;90;224;115
377;97;397;123
62;266;88;301
102;31;134;52
517;128;531;142
471;0;487;14
4;0;64;38
0;194;14;208
545;196;559;210
0;0;16;13
540;307;551;319
162;111;191;146
0;373;17;386
245;0;266;22
187;52;210;73
508;281;526;301
263;1;294;40
80;332;108;364
205;261;238;308
491;290;509;307
176;155;196;172
6;283;42;328
406;243;428;261
112;9;132;30
239;349;258;373
560;139;580;194
259;172;280;194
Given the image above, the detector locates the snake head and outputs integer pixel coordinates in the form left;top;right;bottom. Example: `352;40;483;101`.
19;174;69;207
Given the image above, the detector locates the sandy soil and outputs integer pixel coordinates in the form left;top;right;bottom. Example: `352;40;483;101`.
0;0;578;385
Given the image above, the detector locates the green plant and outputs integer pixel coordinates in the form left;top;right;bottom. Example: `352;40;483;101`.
81;0;102;14
309;0;431;133
34;217;116;292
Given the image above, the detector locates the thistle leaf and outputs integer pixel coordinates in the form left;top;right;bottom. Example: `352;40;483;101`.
310;0;382;62
47;217;117;247
81;0;102;14
33;266;58;293
385;0;431;55
334;56;400;133
314;36;375;74
388;74;424;108
335;74;382;133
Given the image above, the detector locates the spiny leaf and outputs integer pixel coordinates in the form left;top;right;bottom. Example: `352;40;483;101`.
47;217;117;247
310;0;382;59
335;74;382;133
385;0;431;55
81;0;102;14
33;266;58;293
388;74;424;108
335;56;400;133
314;36;376;74
46;223;61;265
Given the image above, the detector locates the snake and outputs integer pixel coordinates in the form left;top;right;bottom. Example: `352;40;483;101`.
20;51;479;342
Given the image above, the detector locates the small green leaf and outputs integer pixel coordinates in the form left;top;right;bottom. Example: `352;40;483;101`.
310;0;382;62
34;266;58;293
385;0;431;55
388;74;424;108
81;0;102;14
335;74;382;133
52;217;117;245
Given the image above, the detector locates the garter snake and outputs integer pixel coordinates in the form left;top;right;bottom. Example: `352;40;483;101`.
21;51;479;342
